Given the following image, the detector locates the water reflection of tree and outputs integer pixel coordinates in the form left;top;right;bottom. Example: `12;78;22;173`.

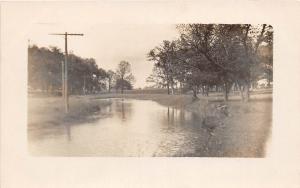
122;102;125;120
166;107;191;127
179;109;185;124
115;99;132;121
65;124;71;141
156;105;226;156
108;103;112;113
164;107;223;156
166;107;175;127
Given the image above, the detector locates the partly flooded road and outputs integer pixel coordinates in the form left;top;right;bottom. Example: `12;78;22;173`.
28;98;270;157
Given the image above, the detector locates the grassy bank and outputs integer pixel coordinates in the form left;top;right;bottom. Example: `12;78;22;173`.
28;96;112;128
93;93;196;107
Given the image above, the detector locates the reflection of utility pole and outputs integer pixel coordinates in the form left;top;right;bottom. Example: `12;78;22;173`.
65;124;72;141
83;75;86;95
49;32;84;113
121;100;125;120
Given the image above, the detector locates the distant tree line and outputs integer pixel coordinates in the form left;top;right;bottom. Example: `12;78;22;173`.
28;45;134;95
147;24;273;101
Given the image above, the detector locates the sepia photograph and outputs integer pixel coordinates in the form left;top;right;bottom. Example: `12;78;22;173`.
28;23;273;157
2;2;300;188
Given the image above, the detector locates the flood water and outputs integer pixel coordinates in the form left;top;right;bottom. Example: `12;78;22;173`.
28;98;259;157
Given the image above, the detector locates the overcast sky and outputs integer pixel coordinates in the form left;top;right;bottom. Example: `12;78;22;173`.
26;11;179;88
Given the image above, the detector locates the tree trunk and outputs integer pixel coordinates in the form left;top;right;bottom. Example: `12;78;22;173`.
192;86;198;98
171;83;175;95
224;82;229;101
267;70;271;87
239;84;245;101
243;82;250;102
224;90;228;101
121;78;124;94
239;81;250;102
179;82;183;94
205;85;209;96
201;86;205;96
167;82;170;95
218;85;222;92
108;79;111;93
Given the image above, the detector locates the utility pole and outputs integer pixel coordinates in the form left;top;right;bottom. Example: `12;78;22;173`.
49;32;84;113
61;60;65;101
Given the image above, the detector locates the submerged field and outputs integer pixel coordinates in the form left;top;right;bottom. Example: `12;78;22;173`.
28;91;272;157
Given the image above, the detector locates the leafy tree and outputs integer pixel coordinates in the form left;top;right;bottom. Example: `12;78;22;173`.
176;24;272;101
106;70;116;93
115;79;133;91
147;24;273;101
146;66;169;88
28;45;108;95
115;61;135;93
147;40;179;94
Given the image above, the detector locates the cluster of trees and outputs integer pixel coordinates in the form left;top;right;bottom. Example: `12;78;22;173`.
28;45;134;95
147;24;273;101
107;61;135;94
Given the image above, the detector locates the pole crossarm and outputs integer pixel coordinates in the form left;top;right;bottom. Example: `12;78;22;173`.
49;33;84;36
